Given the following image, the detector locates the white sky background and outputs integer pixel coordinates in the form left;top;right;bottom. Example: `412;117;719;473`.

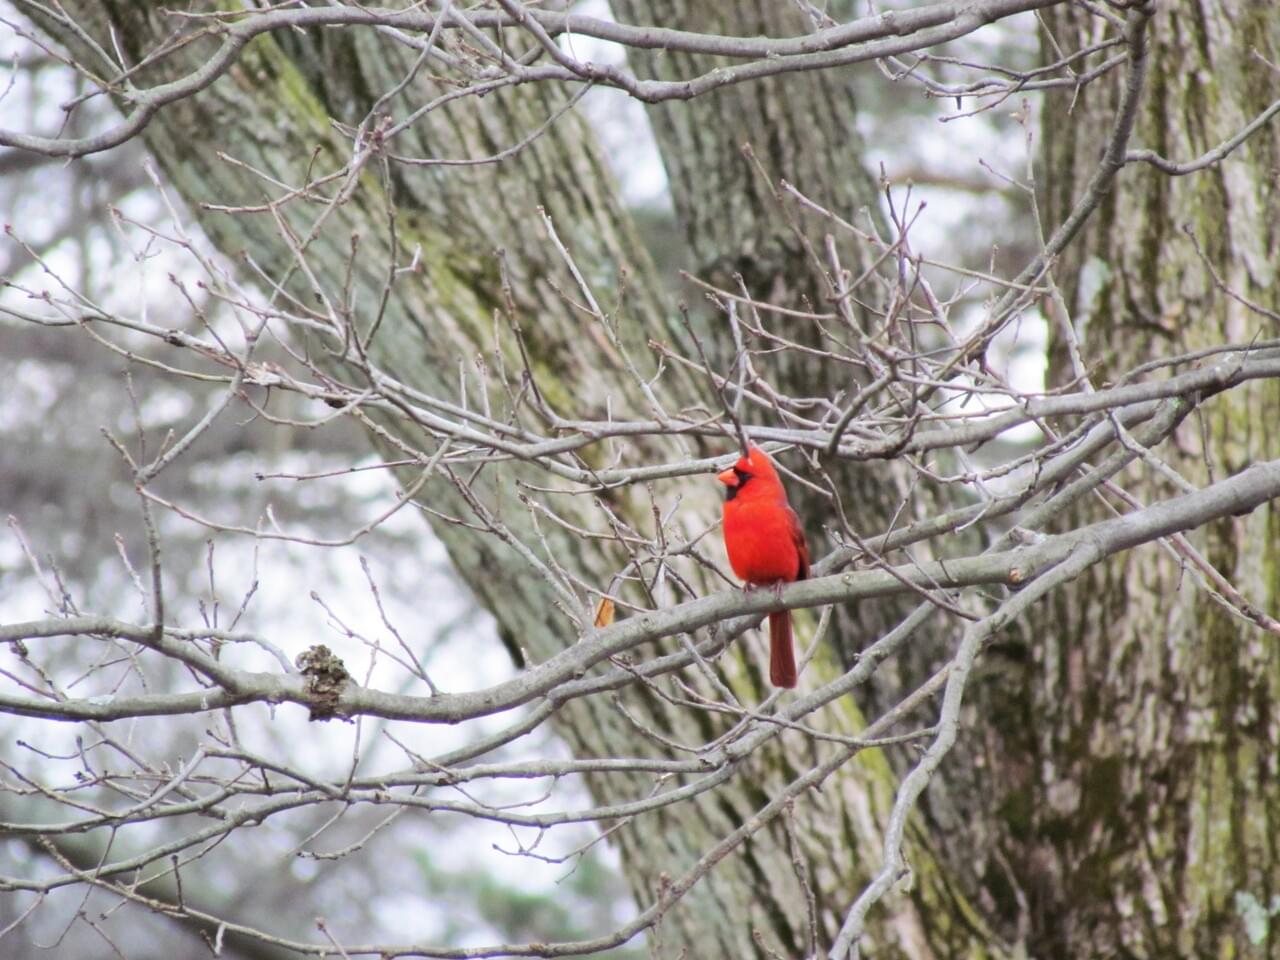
0;1;1051;952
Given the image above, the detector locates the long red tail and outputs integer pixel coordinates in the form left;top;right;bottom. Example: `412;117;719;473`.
768;611;797;688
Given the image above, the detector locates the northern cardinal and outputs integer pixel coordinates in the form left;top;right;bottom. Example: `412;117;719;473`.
718;446;810;688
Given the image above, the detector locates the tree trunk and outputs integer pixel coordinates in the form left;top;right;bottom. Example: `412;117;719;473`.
612;6;1008;955
980;4;1280;956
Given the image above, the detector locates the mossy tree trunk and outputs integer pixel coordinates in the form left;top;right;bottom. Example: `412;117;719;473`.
977;4;1280;956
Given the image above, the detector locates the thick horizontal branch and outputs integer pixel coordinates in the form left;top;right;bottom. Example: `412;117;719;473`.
5;456;1280;726
883;351;1280;458
0;546;1026;723
8;0;1063;157
13;307;1280;493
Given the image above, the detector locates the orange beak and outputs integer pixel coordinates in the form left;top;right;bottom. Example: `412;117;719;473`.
717;466;739;487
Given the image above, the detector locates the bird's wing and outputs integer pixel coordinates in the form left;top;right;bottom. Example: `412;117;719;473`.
787;505;810;580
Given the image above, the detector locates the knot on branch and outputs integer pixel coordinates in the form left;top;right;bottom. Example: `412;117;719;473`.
295;644;352;721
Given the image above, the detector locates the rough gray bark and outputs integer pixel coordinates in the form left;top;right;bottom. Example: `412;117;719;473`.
614;6;1020;955
975;4;1280;956
611;4;1017;954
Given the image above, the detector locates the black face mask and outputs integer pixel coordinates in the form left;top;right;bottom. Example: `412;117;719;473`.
724;468;752;501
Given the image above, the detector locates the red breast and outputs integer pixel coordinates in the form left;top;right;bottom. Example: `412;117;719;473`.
718;447;808;585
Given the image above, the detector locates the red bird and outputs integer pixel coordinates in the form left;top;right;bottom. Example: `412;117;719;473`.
718;446;810;688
